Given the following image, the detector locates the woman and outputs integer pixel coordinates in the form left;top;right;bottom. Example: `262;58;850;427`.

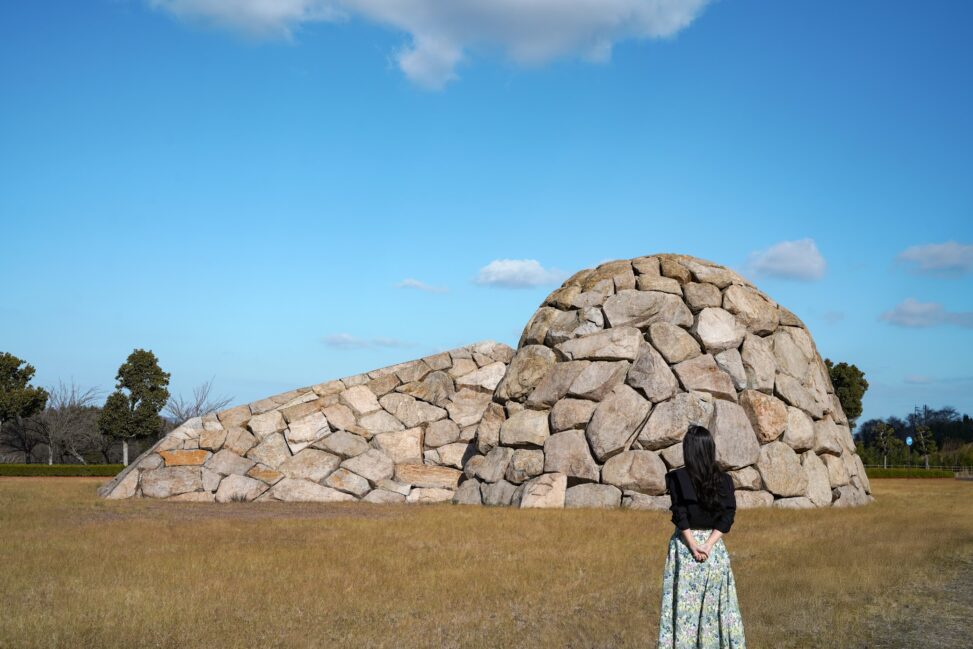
658;424;746;649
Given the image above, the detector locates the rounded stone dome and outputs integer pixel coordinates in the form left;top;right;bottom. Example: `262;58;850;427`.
460;253;873;509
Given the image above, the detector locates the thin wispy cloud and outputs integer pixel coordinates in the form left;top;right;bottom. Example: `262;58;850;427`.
904;375;933;385
322;333;415;349
745;238;826;281
897;241;973;276
880;298;973;329
147;0;712;89
473;259;568;289
395;278;448;293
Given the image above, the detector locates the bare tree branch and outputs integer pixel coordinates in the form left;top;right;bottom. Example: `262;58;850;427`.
164;378;233;426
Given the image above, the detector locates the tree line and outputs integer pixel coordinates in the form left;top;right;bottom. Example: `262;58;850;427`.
0;350;231;465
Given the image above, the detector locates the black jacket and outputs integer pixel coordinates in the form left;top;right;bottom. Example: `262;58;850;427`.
665;467;737;533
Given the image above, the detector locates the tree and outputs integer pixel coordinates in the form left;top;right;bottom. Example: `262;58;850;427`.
0;352;49;462
913;424;937;470
164;378;233;425
824;358;869;429
97;349;170;466
875;422;896;469
34;381;101;465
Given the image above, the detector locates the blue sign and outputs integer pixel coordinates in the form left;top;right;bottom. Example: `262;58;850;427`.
906;436;913;446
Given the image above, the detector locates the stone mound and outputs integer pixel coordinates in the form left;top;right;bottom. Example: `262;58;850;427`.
98;340;514;503
458;253;872;510
101;253;873;510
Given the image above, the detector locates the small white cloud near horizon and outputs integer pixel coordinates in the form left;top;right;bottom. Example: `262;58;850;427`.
904;375;934;385
147;0;713;89
745;239;826;281
473;259;568;289
395;278;448;293
322;333;415;349
879;298;973;329
897;241;973;276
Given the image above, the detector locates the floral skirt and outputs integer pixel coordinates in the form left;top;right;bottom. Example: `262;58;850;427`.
658;528;747;649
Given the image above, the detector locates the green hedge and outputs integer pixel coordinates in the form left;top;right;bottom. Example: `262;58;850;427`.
0;464;124;477
864;467;955;479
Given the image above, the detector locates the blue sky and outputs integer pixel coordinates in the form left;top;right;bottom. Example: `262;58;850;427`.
1;0;971;426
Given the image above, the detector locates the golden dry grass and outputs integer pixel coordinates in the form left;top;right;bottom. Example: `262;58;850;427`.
1;478;971;649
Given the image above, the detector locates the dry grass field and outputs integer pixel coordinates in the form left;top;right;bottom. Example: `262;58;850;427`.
1;477;971;649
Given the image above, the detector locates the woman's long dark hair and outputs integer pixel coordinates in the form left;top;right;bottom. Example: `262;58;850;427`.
683;424;727;513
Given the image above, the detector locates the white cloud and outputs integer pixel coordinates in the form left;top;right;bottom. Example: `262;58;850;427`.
897;241;973;276
879;298;973;329
395;278;447;293
904;375;933;385
148;0;712;88
745;239;826;281
322;333;415;348
473;259;568;288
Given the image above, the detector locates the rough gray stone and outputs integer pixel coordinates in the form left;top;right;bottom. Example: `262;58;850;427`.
693;308;746;353
323;467;371;497
452;479;482;505
714;348;747;391
735;490;774;508
372;428;424;464
140;467;202;499
505;449;545;484
543;430;600;482
782;406;815;452
565;484;622;509
756;441;808;497
340;449;395;485
723;285;780;335
525;361;589;407
499;408;550;447
214;474;268;503
205;449;256;476
474;446;515;483
312;430;369;458
586;384;651;462
568;360;631;401
672;354;738;402
801;450;833;506
813;417;844;455
495;345;557;402
602;290;693;329
445;389;494;428
626;342;678;403
740;334;776;393
278;449;340;482
520;472;567;508
728;466;762;490
683;282;722;312
623;492;672;510
647;322;701;364
549;398;597;432
638;392;711;450
555;326;642;362
481;479;518;506
267;478;357;502
710;400;761;470
601;450;667;495
246;433;291;470
739;389;788;443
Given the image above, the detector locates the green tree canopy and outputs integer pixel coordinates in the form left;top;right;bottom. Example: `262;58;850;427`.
825;358;869;428
0;352;49;428
97;349;170;465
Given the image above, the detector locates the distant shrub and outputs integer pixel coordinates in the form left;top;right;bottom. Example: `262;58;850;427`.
0;464;123;477
865;467;954;479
